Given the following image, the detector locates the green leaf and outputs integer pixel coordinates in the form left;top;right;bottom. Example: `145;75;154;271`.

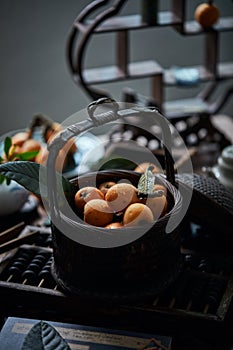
22;320;71;350
137;166;155;197
4;137;12;158
0;161;74;197
0;156;4;163
0;161;41;195
99;157;137;171
15;150;39;161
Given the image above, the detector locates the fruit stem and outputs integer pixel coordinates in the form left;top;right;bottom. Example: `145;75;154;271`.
208;0;213;5
137;190;164;199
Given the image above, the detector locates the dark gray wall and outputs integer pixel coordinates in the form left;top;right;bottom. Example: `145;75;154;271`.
0;0;232;133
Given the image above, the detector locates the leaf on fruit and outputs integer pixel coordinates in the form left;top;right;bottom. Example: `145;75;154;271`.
137;166;155;198
22;320;71;350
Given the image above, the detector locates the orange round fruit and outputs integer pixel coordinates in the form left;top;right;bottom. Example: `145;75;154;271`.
46;123;77;154
99;181;116;196
105;222;123;229
144;195;168;220
134;162;161;174
55;149;69;172
84;199;113;227
194;3;219;28
63;138;77;155
21;139;41;153
75;186;104;212
105;183;139;212
35;146;68;172
18;139;41;161
153;184;167;196
35;145;48;165
45;122;63;142
11;131;29;146
123;203;154;226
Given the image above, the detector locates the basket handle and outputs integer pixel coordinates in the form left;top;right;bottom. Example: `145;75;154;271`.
47;98;175;219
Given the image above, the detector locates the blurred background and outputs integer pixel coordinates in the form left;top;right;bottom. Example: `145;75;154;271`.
0;0;232;133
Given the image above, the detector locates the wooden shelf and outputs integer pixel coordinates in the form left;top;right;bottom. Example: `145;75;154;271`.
77;61;233;87
68;0;233;114
164;97;209;118
75;12;182;33
183;17;233;35
80;60;163;85
217;62;233;79
164;62;233;86
75;15;233;35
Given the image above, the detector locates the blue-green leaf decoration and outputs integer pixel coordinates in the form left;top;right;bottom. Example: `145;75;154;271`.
22;321;71;350
137;166;155;196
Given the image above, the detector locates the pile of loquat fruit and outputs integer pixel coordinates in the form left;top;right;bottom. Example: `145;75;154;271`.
74;164;168;228
5;117;76;172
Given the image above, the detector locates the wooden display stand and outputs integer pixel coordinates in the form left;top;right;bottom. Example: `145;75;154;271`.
66;0;233;118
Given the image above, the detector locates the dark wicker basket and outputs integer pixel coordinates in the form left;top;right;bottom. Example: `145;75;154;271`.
47;99;183;301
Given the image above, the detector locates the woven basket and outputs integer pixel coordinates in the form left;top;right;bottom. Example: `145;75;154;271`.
47;99;183;301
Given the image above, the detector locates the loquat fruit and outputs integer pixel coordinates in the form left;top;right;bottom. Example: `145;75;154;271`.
105;183;139;212
153;184;167;196
134;162;161;174
75;186;104;212
144;195;168;220
21;139;41;153
105;222;124;229
99;181;116;196
84;199;113;227
11;131;29;146
123;203;154;226
194;2;219;28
